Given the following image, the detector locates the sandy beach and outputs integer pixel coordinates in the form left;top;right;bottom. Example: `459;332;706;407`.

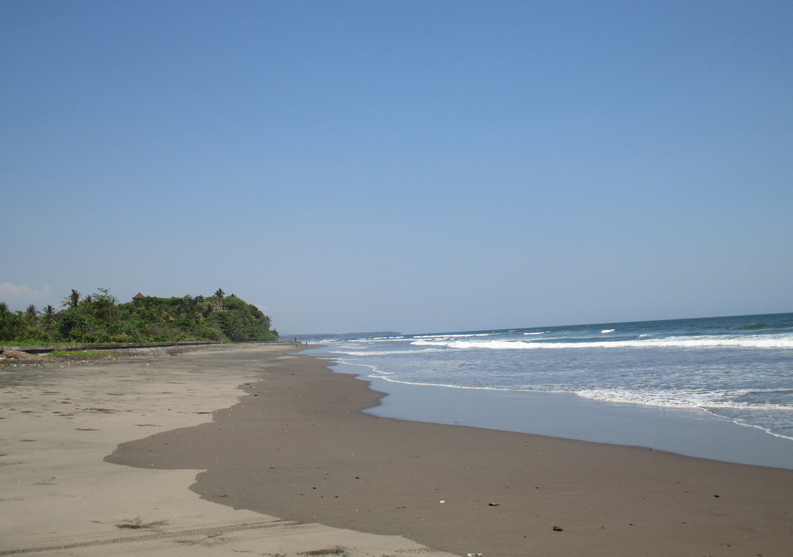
0;345;455;557
2;345;792;556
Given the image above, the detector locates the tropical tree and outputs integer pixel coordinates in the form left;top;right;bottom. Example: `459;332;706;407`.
212;289;226;311
25;304;38;322
62;289;81;308
42;305;57;323
0;303;29;341
89;288;118;320
183;295;200;318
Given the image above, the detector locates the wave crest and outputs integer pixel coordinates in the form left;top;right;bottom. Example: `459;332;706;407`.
411;334;793;350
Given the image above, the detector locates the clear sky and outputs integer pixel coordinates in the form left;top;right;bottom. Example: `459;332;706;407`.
1;0;791;335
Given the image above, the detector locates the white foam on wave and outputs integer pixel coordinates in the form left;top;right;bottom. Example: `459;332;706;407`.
411;333;793;350
574;387;793;411
366;374;520;391
328;348;448;356
575;387;793;442
601;329;616;334
734;422;793;441
339;365;793;441
524;332;545;335
330;360;395;376
346;337;406;344
354;374;793;412
413;332;493;339
704;411;793;442
575;387;724;409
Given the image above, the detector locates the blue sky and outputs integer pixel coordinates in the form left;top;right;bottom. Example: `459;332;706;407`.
1;0;791;334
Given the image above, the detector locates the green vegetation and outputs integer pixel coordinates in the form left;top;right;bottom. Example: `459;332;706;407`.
0;289;278;345
50;350;114;358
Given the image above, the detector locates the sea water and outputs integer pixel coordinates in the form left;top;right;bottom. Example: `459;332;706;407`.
307;313;793;468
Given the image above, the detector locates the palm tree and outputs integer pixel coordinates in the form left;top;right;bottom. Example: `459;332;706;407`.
24;304;38;326
213;289;225;312
42;305;57;323
62;289;81;308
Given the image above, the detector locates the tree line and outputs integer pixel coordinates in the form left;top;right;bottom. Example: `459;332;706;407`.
0;288;278;344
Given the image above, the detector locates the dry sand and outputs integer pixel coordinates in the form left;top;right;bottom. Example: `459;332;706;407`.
0;345;455;557
104;346;793;557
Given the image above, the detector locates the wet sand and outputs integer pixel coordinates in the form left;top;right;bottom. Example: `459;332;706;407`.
106;346;793;557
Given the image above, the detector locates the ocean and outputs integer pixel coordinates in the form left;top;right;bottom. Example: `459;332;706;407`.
307;312;793;469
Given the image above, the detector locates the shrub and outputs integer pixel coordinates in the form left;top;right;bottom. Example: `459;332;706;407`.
57;310;94;339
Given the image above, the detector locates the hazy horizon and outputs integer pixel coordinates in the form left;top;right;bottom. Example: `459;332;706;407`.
283;310;793;338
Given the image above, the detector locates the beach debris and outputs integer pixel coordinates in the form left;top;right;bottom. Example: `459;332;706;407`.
1;350;41;360
714;494;720;498
488;502;499;506
297;547;347;556
439;500;445;503
552;526;563;531
466;553;483;557
116;517;168;530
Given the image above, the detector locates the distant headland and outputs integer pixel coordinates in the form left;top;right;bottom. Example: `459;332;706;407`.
285;331;401;342
0;288;278;345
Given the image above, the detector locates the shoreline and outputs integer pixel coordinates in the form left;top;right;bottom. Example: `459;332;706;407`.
108;347;793;556
335;363;793;470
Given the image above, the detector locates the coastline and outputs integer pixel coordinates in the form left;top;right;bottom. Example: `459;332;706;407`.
108;347;793;557
344;364;793;470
